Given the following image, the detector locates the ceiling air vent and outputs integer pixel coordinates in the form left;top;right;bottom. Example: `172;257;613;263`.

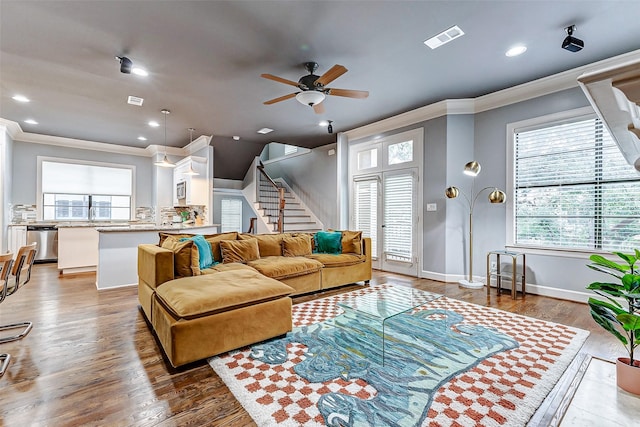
127;95;144;106
424;25;465;49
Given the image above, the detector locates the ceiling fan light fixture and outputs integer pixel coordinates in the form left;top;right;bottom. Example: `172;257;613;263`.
296;91;325;107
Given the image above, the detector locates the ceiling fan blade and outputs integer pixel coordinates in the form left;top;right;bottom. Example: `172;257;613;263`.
264;92;298;105
261;73;300;87
327;88;369;99
314;64;347;86
313;102;326;114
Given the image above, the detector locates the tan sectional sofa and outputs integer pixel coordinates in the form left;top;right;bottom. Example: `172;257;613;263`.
138;231;371;367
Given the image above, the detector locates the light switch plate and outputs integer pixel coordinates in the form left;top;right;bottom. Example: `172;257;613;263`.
426;203;437;211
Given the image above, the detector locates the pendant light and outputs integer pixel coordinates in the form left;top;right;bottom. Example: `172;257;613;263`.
183;128;200;176
154;109;175;168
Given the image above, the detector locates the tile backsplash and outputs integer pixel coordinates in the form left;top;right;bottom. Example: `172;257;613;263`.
10;204;37;223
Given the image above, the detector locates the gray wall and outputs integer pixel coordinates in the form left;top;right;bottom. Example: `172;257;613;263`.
11;140;154;207
264;144;338;229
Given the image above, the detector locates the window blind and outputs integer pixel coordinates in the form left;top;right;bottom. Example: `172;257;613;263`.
383;173;413;262
354;178;378;257
221;198;243;233
42;161;132;195
514;117;640;251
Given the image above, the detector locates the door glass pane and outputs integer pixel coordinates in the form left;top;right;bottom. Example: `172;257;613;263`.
383;173;413;262
354;179;378;257
388;140;413;165
357;148;378;170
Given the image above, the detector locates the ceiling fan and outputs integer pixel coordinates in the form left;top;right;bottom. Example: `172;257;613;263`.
261;62;369;114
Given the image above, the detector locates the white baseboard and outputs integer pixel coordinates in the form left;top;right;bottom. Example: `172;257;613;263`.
420;270;592;303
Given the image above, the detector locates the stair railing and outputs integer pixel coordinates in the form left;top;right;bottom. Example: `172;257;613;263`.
257;163;285;233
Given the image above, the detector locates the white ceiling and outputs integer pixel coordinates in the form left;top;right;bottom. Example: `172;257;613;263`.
2;1;640;179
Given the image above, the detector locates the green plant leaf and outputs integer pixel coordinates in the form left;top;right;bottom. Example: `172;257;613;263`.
589;297;626;317
614;251;637;266
590;306;628;345
587;264;624;280
590;254;628;273
590;288;624;307
617;313;640;332
622;274;640;293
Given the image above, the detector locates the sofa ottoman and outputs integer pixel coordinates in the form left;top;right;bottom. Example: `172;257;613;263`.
152;269;294;367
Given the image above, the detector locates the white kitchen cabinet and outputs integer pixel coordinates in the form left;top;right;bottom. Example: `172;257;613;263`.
173;157;208;206
8;225;27;257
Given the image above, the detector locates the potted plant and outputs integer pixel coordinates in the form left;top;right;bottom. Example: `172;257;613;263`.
587;250;640;395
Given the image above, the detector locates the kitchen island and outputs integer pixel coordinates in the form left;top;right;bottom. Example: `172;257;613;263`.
95;224;219;290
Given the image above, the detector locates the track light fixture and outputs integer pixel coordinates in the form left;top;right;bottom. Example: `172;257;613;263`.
562;25;584;52
116;56;132;74
327;120;333;134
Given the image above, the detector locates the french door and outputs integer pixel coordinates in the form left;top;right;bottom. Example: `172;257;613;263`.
350;129;422;277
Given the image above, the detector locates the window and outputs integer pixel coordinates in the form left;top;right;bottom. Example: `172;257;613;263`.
387;140;413;165
511;113;640;252
357;148;378;170
221;198;243;232
284;145;298;156
354;178;378;257
40;158;134;221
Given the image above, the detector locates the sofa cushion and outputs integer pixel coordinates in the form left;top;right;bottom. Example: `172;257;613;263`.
161;235;199;277
306;253;367;268
220;238;260;263
247;256;322;280
204;232;239;263
314;230;343;254
282;234;312;257
200;262;257;275
180;235;214;270
158;232;192;246
239;233;290;257
155;269;294;320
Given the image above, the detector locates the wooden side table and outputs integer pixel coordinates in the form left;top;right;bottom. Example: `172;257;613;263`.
486;250;526;299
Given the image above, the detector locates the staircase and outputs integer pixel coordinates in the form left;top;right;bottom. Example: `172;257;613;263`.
256;173;323;233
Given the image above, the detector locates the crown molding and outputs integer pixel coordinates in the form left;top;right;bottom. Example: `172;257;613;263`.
0;117;212;158
346;49;640;141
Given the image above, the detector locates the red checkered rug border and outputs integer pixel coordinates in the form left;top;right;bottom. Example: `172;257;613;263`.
210;284;589;426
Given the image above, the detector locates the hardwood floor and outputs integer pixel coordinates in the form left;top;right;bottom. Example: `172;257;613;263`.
0;264;618;426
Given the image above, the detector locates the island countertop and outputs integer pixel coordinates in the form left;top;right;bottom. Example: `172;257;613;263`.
95;224;221;233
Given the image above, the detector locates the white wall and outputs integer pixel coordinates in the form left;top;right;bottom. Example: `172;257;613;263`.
0;127;13;252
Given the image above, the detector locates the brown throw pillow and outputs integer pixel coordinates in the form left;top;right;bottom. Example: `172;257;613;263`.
160;236;199;277
282;235;312;257
341;230;363;255
220;238;260;264
204;232;239;262
239;233;287;257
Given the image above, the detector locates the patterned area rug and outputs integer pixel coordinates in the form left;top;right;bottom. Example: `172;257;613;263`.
209;285;589;426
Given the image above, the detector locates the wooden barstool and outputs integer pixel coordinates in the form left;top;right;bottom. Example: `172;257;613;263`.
0;243;38;345
0;252;15;377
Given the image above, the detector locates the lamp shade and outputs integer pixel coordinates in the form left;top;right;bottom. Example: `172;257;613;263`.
296;91;325;107
463;160;481;176
489;189;506;203
445;186;459;198
154;154;176;168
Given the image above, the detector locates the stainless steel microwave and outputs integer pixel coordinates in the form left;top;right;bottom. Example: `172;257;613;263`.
176;181;186;199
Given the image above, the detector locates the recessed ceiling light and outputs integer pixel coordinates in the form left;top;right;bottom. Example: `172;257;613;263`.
318;120;329;127
233;136;240;141
148;121;160;127
137;136;147;141
506;45;527;57
12;94;30;103
24;119;38;125
127;95;144;106
424;25;465;49
131;67;148;77
257;127;274;135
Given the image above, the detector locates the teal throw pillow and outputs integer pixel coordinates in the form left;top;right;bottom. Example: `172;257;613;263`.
314;231;342;254
181;235;215;269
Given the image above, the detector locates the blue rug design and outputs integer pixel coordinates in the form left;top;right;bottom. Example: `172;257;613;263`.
250;307;519;426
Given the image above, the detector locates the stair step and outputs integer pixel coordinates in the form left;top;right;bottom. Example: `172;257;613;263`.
277;222;320;232
267;216;313;224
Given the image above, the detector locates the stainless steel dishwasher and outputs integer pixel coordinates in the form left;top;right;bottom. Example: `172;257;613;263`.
26;225;58;263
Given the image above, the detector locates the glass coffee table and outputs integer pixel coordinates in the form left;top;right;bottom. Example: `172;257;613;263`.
333;286;442;364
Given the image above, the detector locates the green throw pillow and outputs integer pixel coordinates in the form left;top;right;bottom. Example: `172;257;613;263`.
314;231;342;254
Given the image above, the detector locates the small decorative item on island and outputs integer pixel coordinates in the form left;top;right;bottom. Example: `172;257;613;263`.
586;249;640;395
